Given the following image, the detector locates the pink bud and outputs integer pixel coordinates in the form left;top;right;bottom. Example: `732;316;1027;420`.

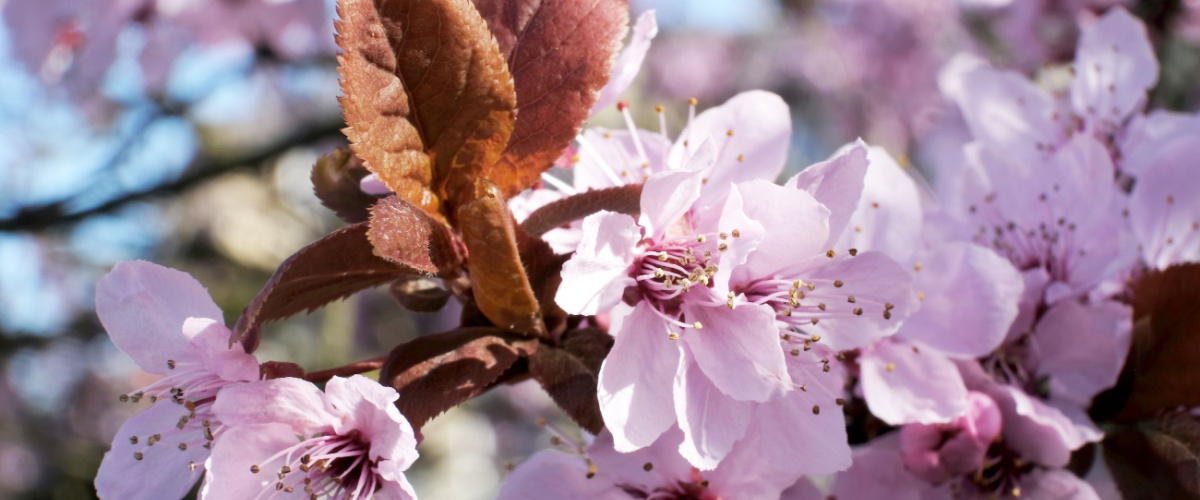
899;391;1002;484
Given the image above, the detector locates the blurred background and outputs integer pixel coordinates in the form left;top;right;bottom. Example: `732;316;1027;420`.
0;0;1198;498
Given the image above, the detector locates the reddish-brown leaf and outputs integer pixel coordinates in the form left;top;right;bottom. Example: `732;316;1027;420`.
559;327;613;374
1110;264;1200;421
310;148;382;223
367;195;463;274
336;0;517;217
233;223;415;350
520;183;643;237
379;327;538;429
1104;427;1200;499
389;276;453;313
472;0;630;197
530;345;605;433
457;179;543;334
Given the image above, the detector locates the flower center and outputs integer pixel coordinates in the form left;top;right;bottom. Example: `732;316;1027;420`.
629;230;737;337
249;430;381;500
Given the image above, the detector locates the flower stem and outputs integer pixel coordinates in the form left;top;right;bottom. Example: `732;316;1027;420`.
304;356;388;383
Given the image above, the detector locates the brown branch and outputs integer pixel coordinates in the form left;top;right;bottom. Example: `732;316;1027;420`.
519;184;643;237
304;356;388;383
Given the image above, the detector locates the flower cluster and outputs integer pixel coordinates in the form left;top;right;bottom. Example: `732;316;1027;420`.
94;262;418;500
90;2;1200;499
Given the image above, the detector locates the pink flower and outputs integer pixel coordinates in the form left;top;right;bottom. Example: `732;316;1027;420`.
943;8;1156;169
557;144;790;467
829;430;1101;500
899;391;1003;484
93;261;261;500
498;426;801;500
836;147;1023;425
204;375;419;500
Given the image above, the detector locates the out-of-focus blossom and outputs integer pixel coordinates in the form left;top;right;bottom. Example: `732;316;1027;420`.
3;0;332;105
837;147;1024;425
93;261;261;500
829;431;1101;500
204;375;419;500
498;426;799;500
899;391;1002;484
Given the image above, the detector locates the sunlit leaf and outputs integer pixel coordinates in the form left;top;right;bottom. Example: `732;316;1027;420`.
367;195;463;274
473;0;630;197
457;179;542;333
379;327;538;429
336;0;517;216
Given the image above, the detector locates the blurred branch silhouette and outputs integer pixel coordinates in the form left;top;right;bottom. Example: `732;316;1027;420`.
0;116;346;233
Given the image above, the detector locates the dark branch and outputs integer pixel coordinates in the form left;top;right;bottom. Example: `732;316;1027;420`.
0;117;347;233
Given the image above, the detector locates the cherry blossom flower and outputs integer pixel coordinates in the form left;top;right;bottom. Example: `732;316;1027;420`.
93;261;261;500
833;147;1023;425
556;143;789;467
498;426;800;500
204;375;419;500
828;431;1100;500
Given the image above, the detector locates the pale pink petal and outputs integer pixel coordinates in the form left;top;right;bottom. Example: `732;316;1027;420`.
788;141;869;247
1034;301;1132;407
573;128;672;191
1119;110;1200;176
184;318;260;383
706;427;808;498
749;353;851;475
708;184;765;297
1010;268;1051;342
834;145;923;260
203;423;310;499
794;251;917;351
211;378;334;432
587;427;694;489
680;302;789;402
598;302;681;452
1129;137;1200;269
991;385;1102;467
497;450;627;500
673;346;754;470
375;467;419;500
555;212;641;315
323;375;417;467
1020;468;1102;500
639;155;707;238
949;63;1066;165
96;261;224;374
830;440;925;500
95;402;209;500
898;242;1023;358
670;91;792;199
779;479;824;500
734;179;831;280
360;173;391;195
861;339;967;425
1071;7;1158;126
590;10;658;115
